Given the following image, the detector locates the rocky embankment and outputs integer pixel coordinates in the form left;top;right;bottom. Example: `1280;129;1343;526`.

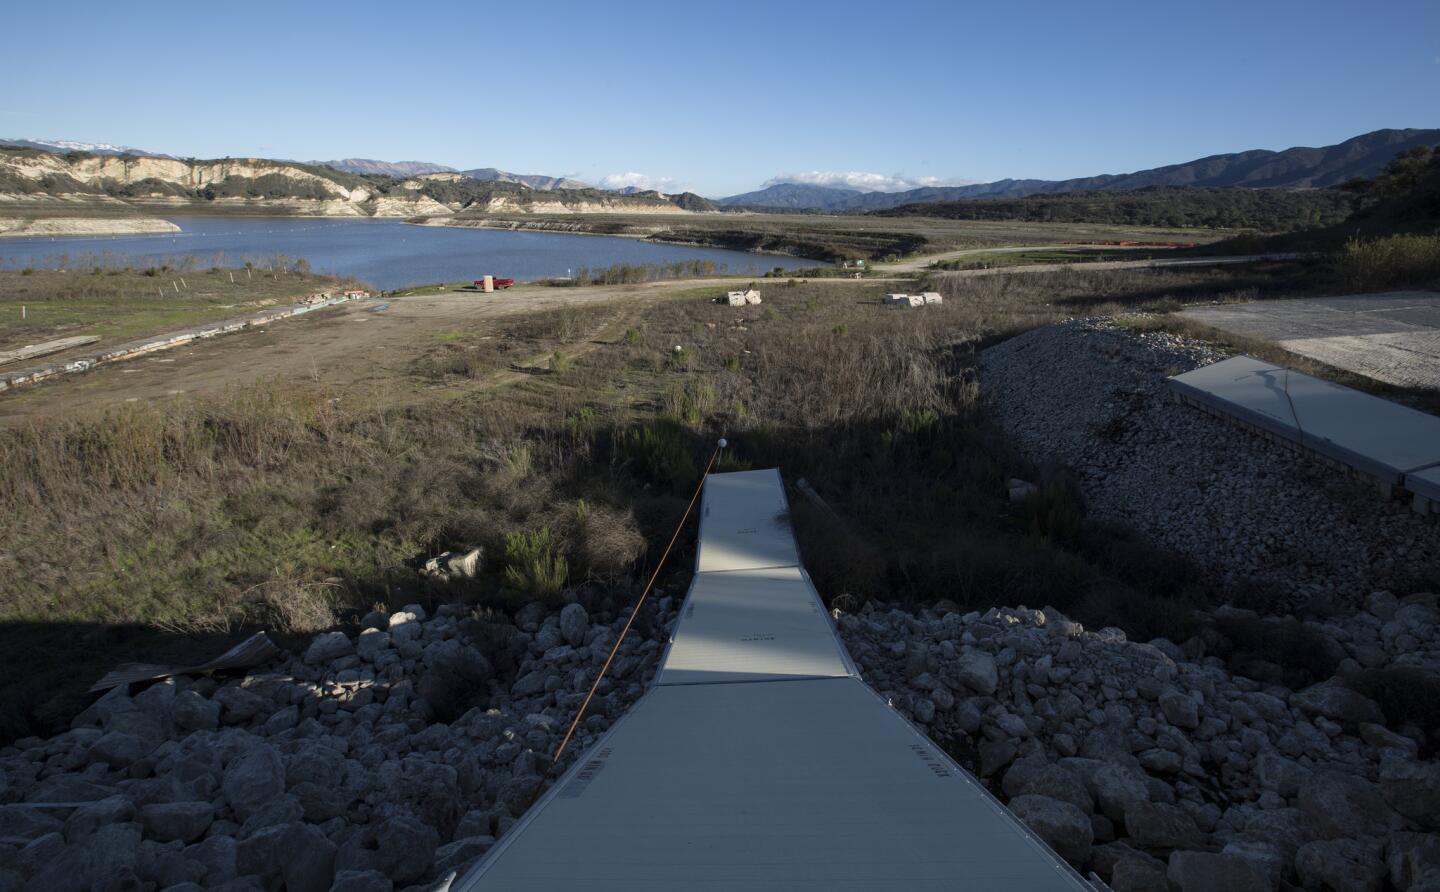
0;217;181;238
2;582;1436;890
0;596;677;892
839;596;1440;891
979;318;1439;608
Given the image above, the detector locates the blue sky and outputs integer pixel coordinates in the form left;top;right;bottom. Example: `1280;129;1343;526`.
3;0;1436;196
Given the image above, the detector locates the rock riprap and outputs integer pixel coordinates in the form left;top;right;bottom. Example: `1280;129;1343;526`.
0;596;677;891
837;598;1440;891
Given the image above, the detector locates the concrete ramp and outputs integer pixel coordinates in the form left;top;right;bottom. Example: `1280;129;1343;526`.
456;468;1090;891
656;566;856;685
1168;355;1440;511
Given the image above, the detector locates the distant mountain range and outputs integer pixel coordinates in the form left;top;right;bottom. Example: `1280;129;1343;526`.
717;182;862;209
319;158;457;177
0;137;166;158
718;129;1440;211
458;167;593;191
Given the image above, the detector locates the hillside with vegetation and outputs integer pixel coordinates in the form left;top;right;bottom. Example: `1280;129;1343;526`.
723;128;1439;211
872;186;1358;231
0;147;710;218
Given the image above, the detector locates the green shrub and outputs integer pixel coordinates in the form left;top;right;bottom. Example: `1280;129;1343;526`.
503;527;568;600
1334;234;1440;289
617;417;695;492
1012;480;1086;545
623;328;641;345
549;351;572;373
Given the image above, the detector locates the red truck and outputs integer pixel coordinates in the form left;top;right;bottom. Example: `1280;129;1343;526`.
473;278;515;290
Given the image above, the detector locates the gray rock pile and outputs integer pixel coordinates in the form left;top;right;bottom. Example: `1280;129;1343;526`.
837;599;1440;891
0;596;676;891
978;318;1439;607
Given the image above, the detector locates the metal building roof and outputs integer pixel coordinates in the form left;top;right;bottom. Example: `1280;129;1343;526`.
656;566;856;685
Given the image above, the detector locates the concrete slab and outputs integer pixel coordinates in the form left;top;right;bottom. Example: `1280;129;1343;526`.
1166;356;1297;439
657;567;855;685
1406;465;1440;504
695;468;802;572
458;678;1088;891
1179;292;1440;390
1169;355;1440;486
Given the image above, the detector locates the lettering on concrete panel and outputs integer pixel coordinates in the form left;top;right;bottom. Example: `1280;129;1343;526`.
908;743;952;779
739;633;775;642
559;747;613;799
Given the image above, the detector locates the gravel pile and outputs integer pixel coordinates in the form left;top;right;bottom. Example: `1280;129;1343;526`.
838;596;1440;891
0;596;676;892
978;318;1439;607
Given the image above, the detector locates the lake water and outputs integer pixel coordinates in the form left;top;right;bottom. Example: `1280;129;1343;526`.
0;217;816;290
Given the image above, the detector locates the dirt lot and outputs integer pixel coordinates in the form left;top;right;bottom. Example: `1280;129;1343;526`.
0;276;798;421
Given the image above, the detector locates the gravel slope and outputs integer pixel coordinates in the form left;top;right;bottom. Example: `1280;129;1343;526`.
978;318;1438;606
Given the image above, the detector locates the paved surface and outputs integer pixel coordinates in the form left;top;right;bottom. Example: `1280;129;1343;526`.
1179;291;1440;390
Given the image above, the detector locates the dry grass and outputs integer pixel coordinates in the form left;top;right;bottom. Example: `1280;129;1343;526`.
0;259;1338;739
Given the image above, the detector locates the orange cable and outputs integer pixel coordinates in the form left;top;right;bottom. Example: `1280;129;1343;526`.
546;443;722;772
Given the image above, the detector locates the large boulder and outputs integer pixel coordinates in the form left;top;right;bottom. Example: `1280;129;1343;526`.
373;815;439;884
62;795;135;842
330;869;394;892
140;801;214;843
1298;771;1404;840
954;649;998;695
0;804;63;843
1386;831;1440;890
222;744;286;821
1379;758;1440;831
1167;851;1271;892
1159;689;1200;730
1008;793;1094;864
1292;683;1385;726
1010;764;1094;814
1126;801;1203;851
560;603;589;648
172;690;220;731
1091;764;1150;825
305;631;354;665
22;821;142;891
1296;838;1387;892
236;820;336;892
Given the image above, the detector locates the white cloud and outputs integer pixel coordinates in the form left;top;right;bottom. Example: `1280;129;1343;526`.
599;171;684;192
762;171;977;193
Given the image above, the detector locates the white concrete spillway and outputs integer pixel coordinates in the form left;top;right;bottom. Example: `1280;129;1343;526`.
456;468;1091;891
1167;356;1440;511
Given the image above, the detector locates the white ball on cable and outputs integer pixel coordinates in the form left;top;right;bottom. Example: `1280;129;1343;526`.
718;438;728;449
